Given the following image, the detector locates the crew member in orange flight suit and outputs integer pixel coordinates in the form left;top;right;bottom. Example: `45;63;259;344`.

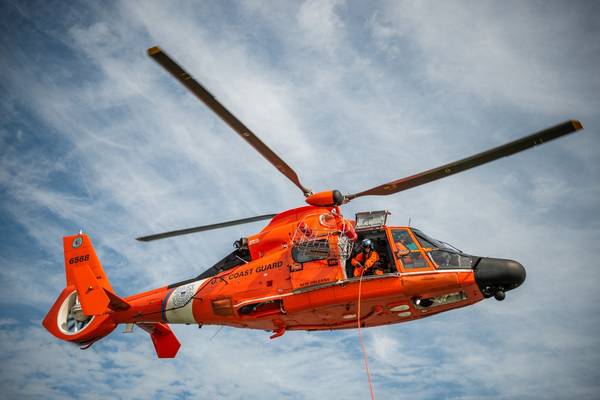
352;239;381;277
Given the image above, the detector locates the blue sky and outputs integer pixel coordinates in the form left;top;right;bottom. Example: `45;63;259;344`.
1;1;599;399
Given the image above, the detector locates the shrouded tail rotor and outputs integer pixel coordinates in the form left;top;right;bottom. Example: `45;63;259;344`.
59;291;93;335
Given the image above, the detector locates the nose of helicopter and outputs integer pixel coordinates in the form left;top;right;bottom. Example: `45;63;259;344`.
474;258;526;300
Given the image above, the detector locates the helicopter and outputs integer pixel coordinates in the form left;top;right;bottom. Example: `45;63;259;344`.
43;46;583;358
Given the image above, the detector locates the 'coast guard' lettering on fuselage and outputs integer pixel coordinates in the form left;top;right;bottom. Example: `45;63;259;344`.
225;261;285;281
255;261;283;273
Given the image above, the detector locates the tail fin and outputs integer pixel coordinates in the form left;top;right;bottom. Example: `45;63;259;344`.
43;233;128;346
64;233;113;293
64;233;130;315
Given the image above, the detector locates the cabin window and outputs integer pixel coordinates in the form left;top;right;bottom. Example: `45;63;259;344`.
292;239;330;263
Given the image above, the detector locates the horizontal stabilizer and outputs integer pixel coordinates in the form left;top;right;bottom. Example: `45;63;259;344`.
138;322;181;358
103;288;131;311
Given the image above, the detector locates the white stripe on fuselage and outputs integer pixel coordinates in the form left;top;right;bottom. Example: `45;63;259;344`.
165;279;206;323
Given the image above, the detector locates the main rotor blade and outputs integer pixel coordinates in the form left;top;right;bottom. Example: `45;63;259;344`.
136;213;277;242
148;46;312;197
346;120;583;200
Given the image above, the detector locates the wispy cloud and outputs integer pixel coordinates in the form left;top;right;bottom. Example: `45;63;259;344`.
369;1;600;116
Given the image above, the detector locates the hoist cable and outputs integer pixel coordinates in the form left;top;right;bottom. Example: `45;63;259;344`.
356;262;376;400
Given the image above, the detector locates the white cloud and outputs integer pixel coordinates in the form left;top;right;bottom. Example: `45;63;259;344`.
297;0;345;52
370;1;600;116
0;318;18;326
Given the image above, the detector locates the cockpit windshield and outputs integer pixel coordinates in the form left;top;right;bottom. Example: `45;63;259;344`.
410;228;478;269
411;228;458;252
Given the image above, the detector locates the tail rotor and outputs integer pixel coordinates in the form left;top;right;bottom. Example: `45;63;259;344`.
59;291;93;335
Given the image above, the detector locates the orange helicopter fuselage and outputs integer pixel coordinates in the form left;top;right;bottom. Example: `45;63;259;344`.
43;205;523;358
110;206;484;335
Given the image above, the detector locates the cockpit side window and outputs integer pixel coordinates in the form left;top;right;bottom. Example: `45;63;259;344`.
391;230;418;251
391;229;430;269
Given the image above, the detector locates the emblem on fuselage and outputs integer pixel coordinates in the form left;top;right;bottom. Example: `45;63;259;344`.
171;283;196;308
72;237;83;248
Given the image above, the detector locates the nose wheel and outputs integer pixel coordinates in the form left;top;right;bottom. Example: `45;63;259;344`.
482;287;506;301
493;289;505;301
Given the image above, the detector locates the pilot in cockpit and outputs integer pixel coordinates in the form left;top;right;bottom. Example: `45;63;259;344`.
394;230;418;251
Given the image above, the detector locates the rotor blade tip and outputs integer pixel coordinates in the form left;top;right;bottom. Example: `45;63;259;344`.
147;46;162;56
570;120;583;131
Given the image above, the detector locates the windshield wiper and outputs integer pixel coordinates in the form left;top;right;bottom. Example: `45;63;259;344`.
439;241;463;253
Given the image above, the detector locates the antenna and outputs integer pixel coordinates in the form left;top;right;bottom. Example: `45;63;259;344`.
408;218;412;227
